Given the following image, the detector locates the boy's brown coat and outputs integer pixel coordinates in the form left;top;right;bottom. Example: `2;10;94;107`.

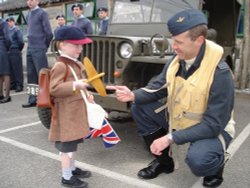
48;57;90;142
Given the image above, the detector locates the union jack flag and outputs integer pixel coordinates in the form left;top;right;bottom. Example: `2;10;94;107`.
85;118;121;148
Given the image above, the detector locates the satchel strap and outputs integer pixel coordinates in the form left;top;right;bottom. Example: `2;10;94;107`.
68;65;89;104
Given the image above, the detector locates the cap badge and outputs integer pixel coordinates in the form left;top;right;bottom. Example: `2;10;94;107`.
176;17;185;23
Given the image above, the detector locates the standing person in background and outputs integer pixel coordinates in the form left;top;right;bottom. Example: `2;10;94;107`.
97;7;109;35
6;17;24;93
54;15;66;36
71;3;93;35
0;17;11;103
22;0;53;108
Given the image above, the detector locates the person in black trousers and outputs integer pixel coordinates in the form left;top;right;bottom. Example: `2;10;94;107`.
6;17;24;93
0;17;11;103
22;0;53;108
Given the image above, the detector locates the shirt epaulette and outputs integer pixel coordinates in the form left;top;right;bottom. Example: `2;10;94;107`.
217;62;229;70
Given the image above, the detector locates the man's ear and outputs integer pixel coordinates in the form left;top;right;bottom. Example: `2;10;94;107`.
197;35;205;45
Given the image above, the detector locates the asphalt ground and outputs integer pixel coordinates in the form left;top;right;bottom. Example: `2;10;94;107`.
0;91;249;188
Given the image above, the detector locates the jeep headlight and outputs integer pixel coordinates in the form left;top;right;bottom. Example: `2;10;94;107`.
119;43;133;59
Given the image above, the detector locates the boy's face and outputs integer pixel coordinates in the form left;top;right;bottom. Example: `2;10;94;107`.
27;0;39;9
60;42;83;59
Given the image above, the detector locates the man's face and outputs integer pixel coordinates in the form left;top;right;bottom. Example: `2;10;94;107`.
171;31;203;60
57;17;65;26
27;0;39;9
98;11;108;20
72;7;83;17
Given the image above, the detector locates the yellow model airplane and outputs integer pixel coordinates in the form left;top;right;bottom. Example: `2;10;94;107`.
83;57;107;97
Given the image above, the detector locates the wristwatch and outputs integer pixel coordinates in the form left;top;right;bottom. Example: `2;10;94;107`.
166;133;174;144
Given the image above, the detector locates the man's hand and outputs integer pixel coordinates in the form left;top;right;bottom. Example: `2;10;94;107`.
106;85;135;102
150;135;172;155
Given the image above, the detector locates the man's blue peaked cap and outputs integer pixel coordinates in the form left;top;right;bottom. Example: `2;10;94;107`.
167;9;207;36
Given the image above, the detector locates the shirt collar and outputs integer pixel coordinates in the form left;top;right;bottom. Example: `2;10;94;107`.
31;6;39;11
9;25;16;30
60;53;78;63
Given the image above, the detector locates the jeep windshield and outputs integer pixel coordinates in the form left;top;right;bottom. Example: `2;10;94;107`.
111;0;200;24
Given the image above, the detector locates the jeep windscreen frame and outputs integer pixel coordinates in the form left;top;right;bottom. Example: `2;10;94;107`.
111;0;200;24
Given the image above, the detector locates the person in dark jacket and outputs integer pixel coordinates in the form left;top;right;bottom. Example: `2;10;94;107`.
97;7;109;35
6;17;24;92
71;3;93;35
22;0;53;108
107;9;235;188
0;17;11;103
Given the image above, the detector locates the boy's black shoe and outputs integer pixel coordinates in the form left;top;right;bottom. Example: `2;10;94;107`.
61;176;88;188
72;168;91;178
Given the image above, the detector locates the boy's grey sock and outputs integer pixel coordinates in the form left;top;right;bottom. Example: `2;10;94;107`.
70;159;76;171
62;167;72;180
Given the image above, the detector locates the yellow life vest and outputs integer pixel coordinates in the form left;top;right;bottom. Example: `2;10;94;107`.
166;40;223;130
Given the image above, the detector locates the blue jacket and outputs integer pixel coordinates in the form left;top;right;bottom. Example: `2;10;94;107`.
133;42;234;145
0;18;11;51
72;16;93;35
8;25;24;51
98;18;109;35
26;8;53;49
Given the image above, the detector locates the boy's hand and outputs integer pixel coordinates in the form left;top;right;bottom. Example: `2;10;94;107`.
73;80;89;90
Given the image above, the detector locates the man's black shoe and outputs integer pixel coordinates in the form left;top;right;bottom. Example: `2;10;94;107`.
61;176;88;188
203;175;223;187
16;86;23;92
0;96;11;103
10;85;16;90
0;96;4;100
22;103;36;108
137;159;174;179
72;168;91;178
203;165;224;187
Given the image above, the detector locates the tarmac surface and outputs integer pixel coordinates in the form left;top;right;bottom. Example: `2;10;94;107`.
0;90;249;188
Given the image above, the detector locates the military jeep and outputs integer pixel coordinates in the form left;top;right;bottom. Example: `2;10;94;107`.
82;0;240;112
82;0;198;113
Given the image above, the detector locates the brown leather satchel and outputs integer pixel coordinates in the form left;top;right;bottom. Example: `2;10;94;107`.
37;68;52;108
37;63;69;108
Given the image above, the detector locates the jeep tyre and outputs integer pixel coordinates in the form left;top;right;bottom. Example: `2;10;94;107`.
37;107;51;129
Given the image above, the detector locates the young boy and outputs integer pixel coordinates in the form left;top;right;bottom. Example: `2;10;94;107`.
49;26;92;188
